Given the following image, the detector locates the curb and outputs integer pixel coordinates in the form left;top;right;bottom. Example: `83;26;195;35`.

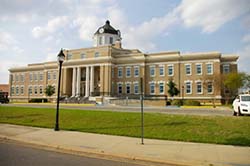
0;135;194;166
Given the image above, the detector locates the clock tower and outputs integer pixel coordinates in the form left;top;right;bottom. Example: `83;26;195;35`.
93;20;122;47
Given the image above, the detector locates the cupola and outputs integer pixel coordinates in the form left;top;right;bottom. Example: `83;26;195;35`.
93;20;122;47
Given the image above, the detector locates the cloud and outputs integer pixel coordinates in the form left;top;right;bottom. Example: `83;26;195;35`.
238;44;250;73
73;16;102;41
242;33;250;43
0;30;23;53
176;0;250;33
32;16;69;38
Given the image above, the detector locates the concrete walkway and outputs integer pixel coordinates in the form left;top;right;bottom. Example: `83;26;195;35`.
0;124;249;166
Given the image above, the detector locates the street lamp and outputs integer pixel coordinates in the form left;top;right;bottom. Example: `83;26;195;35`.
55;49;65;131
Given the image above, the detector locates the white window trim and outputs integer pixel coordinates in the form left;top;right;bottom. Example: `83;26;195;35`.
30;73;33;82
206;63;213;75
223;64;230;73
150;66;155;77
168;64;174;76
159;82;165;94
20;86;24;95
196;81;203;94
185;64;192;75
149;82;155;95
16;86;19;95
117;83;123;94
126;83;131;94
185;82;192;94
118;67;123;78
159;65;165;77
196;63;202;75
207;82;214;94
126;67;131;78
39;85;43;95
134;83;139;94
134;66;139;77
34;86;38;95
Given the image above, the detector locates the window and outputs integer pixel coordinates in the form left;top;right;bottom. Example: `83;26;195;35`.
20;74;24;82
48;72;51;80
20;86;24;95
134;66;139;77
126;83;131;94
118;67;123;78
39;86;43;95
53;71;57;80
185;82;192;94
34;86;38;95
81;53;86;59
34;73;37;81
99;36;102;45
15;74;19;82
29;86;32;95
159;82;164;94
159;65;165;76
185;64;191;75
126;67;131;77
150;66;155;77
118;83;122;94
94;52;100;58
109;37;113;44
196;82;202;94
16;86;19;95
207;82;213;94
29;73;33;81
206;63;213;75
11;86;14;95
196;64;202;75
67;53;72;60
223;64;230;73
150;82;155;94
40;72;43;81
168;65;174;76
134;83;139;94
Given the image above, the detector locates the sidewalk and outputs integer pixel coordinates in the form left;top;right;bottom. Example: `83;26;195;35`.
0;124;249;166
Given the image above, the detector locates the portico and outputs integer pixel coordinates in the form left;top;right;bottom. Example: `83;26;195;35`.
67;65;100;97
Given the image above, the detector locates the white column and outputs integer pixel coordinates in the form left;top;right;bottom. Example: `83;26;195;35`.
76;67;81;96
85;66;90;97
90;66;94;96
72;67;76;96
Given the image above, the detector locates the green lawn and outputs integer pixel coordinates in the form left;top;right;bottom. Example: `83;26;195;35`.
0;106;249;146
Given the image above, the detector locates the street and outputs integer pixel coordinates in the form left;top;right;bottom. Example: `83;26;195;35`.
0;140;144;166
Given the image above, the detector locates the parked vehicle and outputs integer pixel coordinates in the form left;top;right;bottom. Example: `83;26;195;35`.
232;94;250;116
0;92;9;104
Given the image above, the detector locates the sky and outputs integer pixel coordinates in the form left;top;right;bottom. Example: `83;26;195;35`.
0;0;250;84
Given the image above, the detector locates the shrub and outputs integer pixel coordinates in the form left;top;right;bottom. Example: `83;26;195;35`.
183;100;201;106
29;98;48;103
171;100;183;106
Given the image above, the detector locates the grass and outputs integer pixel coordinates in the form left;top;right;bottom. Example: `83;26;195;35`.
0;106;249;146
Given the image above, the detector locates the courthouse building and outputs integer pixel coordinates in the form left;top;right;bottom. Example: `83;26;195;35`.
9;20;238;105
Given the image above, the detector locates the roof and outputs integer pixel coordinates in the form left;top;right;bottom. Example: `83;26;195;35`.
94;20;120;35
0;84;9;93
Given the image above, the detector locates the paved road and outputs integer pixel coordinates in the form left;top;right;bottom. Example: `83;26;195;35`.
3;103;233;116
0;140;144;166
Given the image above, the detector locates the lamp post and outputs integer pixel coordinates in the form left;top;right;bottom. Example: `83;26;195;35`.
55;49;65;131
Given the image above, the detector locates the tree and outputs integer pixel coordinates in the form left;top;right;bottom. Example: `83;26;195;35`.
242;73;250;91
167;79;179;99
223;72;245;103
203;73;222;108
44;85;55;98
